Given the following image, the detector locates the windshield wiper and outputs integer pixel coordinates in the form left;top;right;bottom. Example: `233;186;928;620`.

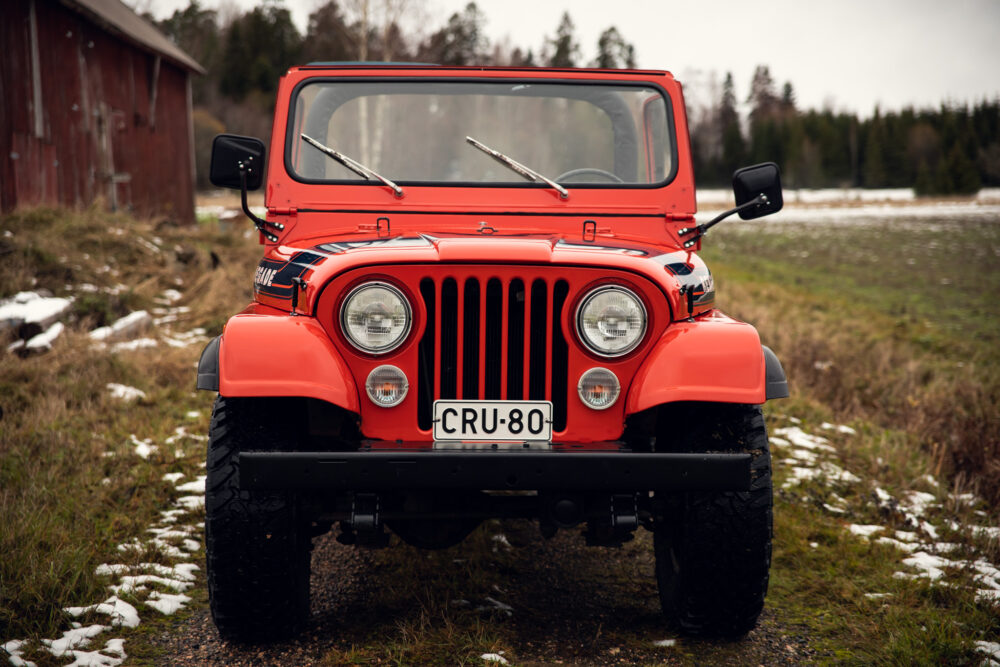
300;133;403;198
465;136;568;200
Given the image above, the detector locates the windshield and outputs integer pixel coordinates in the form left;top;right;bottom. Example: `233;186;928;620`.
287;80;675;187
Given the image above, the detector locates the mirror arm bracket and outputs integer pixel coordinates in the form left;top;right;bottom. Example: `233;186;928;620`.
239;162;283;243
678;193;769;249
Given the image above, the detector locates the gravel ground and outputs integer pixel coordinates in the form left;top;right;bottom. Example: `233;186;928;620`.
151;522;818;665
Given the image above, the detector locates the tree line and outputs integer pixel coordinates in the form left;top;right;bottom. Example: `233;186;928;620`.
151;2;998;194
693;66;999;193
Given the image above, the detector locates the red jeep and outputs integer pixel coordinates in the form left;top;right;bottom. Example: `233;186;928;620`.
199;64;788;641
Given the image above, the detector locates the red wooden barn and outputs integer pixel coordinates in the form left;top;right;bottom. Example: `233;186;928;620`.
0;0;204;221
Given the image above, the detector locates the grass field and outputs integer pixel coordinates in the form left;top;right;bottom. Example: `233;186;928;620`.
1;201;998;665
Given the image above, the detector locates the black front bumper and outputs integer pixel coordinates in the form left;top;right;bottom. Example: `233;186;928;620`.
239;450;751;492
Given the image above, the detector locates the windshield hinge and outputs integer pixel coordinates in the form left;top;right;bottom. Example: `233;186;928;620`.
270;206;298;217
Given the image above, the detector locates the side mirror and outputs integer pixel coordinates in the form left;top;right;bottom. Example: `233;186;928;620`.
210;134;266;190
732;162;783;220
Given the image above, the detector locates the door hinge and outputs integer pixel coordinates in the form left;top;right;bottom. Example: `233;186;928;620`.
270;206;298;217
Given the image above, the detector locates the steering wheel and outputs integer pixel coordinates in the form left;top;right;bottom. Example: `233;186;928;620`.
555;168;625;184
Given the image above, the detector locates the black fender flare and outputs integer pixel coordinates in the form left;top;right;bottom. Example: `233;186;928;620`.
197;335;221;391
762;345;789;399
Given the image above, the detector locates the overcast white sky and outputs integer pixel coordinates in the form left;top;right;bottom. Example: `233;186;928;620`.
146;0;1000;116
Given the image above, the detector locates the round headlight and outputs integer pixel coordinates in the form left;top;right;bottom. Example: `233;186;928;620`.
366;364;408;407
577;367;620;410
576;286;647;357
340;282;412;353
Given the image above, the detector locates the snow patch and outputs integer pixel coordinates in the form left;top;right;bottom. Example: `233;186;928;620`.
42;624;109;656
480;653;508;665
108;575;192;595
144;591;191;615
1;638;37;667
110;338;157;353
63;597;139;628
161;472;184;484
875;537;919;553
25;321;65;351
105;383;145;402
970;526;1000;540
94;564;129;577
782;461;860;488
491;534;512;550
173;475;205;493
893;551;955;581
820;422;857;435
89;311;151;341
475;597;513;616
772;426;837;453
175;495;204;510
63;638;126;666
652;639;677;647
129;435;157;460
155;289;182;304
975;641;1000;663
848;524;884;538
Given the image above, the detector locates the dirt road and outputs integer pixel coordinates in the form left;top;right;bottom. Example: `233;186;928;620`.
151;521;817;665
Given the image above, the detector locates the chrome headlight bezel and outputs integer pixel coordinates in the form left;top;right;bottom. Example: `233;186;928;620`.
339;281;413;354
575;285;648;358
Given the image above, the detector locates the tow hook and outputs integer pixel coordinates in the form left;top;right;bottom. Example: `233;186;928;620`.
610;493;639;531
346;493;389;547
585;493;639;547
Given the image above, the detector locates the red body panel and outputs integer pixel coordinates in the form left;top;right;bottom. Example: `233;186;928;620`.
219;312;359;412
626;313;766;413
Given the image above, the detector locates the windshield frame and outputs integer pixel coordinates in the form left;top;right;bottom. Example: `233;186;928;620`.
282;76;679;191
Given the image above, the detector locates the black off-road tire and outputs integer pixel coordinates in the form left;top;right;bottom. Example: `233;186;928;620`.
205;396;311;642
653;402;772;638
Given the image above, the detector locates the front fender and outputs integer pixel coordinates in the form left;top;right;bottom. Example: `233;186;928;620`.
214;314;359;412
627;316;772;413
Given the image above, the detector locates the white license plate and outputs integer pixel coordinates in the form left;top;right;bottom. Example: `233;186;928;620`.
433;400;552;442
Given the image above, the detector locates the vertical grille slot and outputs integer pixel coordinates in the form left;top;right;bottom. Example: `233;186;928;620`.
528;279;548;400
485;278;503;399
440;278;458;399
417;278;436;430
415;272;569;436
552;280;570;432
462;278;480;399
506;279;525;400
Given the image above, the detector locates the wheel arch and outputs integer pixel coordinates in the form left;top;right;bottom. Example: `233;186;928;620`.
625;318;788;414
196;314;360;413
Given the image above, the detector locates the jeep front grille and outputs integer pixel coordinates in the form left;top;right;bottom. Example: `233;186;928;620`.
417;273;570;433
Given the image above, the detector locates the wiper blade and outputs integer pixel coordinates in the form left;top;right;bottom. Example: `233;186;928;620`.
300;133;403;198
465;136;569;200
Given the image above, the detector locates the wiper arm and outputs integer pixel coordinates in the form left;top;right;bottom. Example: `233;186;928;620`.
300;133;403;198
465;136;569;200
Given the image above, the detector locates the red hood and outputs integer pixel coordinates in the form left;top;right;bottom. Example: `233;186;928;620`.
250;231;716;322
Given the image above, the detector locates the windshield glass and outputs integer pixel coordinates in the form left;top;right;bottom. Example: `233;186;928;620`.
287;80;674;186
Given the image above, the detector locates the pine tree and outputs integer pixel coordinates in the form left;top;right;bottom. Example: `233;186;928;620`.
947;145;982;194
547;12;579;67
303;1;355;64
719;72;745;178
594;27;636;69
418;2;488;65
862;111;887;187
